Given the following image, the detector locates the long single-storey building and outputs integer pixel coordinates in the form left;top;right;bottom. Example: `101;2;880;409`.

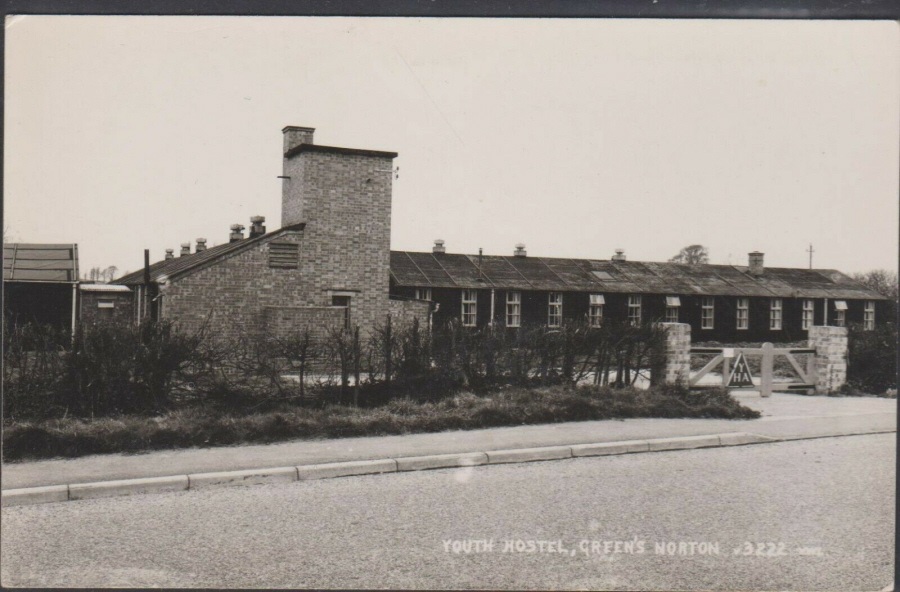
108;125;885;343
390;246;887;342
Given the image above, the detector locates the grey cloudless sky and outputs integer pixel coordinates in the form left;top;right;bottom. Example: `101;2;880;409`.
4;16;899;277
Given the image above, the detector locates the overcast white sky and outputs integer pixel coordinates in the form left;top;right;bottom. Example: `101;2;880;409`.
4;16;899;277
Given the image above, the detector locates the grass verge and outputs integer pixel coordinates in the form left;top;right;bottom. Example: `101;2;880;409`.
2;384;759;462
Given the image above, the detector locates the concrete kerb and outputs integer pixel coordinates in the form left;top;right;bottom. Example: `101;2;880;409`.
1;430;890;508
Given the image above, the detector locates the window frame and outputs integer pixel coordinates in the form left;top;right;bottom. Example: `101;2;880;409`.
736;297;749;330
415;288;432;301
701;297;715;330
506;291;521;328
864;300;875;331
802;299;814;331
589;294;604;327
548;292;563;327
770;298;783;330
461;289;478;327
665;295;680;323
628;295;642;326
835;308;846;327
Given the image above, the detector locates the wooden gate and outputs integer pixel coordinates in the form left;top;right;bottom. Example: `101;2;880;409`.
689;343;817;397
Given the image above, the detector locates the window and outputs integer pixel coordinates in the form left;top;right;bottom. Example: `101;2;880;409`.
665;295;680;323
268;242;299;269
701;297;715;330
834;300;848;327
589;294;605;327
736;298;749;330
548;292;563;327
332;295;351;329
864;300;875;331
628;295;642;325
461;290;477;327
770;298;783;330
802;299;814;330
98;299;115;318
506;291;521;327
415;288;432;301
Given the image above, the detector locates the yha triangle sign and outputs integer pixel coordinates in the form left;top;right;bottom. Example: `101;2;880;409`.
727;352;755;388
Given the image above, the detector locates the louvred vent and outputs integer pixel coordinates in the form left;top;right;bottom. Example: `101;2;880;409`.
268;242;299;269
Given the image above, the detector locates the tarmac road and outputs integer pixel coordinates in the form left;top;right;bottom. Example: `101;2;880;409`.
1;433;894;590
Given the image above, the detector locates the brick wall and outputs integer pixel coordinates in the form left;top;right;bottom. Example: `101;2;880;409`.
263;305;345;341
281;148;395;335
387;298;431;328
160;229;311;336
79;290;133;326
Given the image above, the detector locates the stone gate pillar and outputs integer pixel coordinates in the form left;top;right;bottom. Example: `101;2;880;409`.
653;322;691;386
808;325;848;394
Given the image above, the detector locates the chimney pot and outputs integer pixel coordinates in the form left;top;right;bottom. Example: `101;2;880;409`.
282;126;316;154
164;248;175;260
195;238;207;252
748;251;765;276
230;224;245;243
612;249;626;262
432;239;446;255
179;243;191;257
514;243;527;257
249;216;267;239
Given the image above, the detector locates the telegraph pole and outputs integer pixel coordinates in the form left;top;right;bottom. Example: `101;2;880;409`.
806;244;814;269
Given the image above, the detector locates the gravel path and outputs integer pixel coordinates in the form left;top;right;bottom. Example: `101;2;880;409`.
2;433;894;590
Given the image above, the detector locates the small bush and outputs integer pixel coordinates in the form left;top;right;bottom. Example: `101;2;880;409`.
847;322;898;395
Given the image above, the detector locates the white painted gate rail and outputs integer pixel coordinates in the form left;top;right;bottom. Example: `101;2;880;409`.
689;343;817;397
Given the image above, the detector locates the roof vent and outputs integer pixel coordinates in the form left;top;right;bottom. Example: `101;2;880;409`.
433;239;446;255
249;216;266;239
612;249;626;262
195;238;207;253
179;243;191;257
164;248;175;260
230;224;245;243
514;243;527;257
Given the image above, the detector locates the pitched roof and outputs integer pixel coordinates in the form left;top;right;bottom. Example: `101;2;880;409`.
3;243;79;283
390;251;887;300
116;224;305;285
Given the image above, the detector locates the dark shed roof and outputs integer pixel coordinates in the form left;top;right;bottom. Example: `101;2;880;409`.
3;243;79;283
116;224;305;285
390;251;886;300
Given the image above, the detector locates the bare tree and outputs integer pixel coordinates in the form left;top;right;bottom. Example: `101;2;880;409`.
852;269;898;302
669;244;709;265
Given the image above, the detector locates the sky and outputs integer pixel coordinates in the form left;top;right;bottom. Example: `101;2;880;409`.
4;16;899;277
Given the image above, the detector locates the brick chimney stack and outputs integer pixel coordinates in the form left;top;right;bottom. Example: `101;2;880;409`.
249;216;266;238
165;248;174;260
514;243;527;257
230;224;245;243
180;243;191;257
283;126;315;154
748;251;765;276
433;239;446;255
612;249;626;262
195;238;207;252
